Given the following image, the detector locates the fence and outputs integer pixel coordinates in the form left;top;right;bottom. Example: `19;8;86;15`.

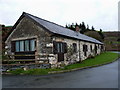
2;54;51;71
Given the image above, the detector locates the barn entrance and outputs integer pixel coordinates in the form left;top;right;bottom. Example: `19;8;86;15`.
57;42;64;62
95;45;97;55
53;41;67;62
58;53;64;62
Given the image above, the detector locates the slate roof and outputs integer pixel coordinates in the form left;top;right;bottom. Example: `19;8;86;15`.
24;12;103;44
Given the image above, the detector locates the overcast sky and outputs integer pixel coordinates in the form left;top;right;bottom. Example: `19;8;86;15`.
0;0;119;31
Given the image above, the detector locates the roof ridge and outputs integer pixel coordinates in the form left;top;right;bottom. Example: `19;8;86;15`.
24;12;71;31
23;12;103;44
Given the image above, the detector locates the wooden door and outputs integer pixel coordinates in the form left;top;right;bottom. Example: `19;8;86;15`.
95;45;97;54
57;42;64;62
53;41;67;62
58;53;64;62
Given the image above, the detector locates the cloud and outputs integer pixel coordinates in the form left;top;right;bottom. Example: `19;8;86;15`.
0;0;119;31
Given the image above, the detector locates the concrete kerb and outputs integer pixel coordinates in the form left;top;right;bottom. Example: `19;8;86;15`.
2;58;119;75
48;58;119;74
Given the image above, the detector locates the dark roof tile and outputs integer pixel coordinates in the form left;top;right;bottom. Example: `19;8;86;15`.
24;12;103;44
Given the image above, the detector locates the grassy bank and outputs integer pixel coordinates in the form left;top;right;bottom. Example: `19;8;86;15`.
7;52;119;75
64;51;118;69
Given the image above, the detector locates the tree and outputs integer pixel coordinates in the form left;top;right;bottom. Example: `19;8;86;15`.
65;24;68;28
98;29;104;41
81;22;86;30
67;24;71;29
80;22;86;34
75;23;79;27
100;29;102;32
70;24;75;31
72;23;76;29
86;24;89;31
79;23;82;28
91;26;95;31
84;31;102;41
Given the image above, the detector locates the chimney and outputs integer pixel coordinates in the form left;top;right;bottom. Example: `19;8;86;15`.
75;25;80;32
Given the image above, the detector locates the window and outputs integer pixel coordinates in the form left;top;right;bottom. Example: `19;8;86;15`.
57;42;63;53
25;40;29;51
57;43;60;53
101;45;104;51
14;39;36;52
64;43;67;53
30;39;35;51
95;45;97;50
53;41;67;54
73;43;77;52
60;43;63;52
83;44;88;52
90;45;92;52
20;41;24;51
15;41;20;52
83;44;88;56
95;45;97;54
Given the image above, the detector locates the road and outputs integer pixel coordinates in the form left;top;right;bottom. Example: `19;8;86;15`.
2;54;120;88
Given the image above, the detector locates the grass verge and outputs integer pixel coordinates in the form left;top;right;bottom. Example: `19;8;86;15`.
64;51;118;70
7;52;119;75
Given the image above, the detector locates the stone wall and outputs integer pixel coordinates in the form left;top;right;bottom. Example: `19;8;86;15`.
5;17;53;62
49;36;102;68
49;36;80;67
5;16;103;68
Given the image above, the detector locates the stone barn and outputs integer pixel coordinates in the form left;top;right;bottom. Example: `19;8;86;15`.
5;12;104;68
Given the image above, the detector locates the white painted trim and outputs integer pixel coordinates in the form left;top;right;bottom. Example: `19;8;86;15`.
11;36;37;41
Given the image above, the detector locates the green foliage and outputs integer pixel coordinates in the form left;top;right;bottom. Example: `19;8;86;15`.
84;31;103;41
64;52;118;69
80;22;86;33
67;45;74;56
65;24;68;28
86;24;89;31
66;44;77;60
8;69;24;75
98;29;104;40
2;55;8;60
91;26;95;31
112;41;120;44
65;22;105;42
23;69;48;75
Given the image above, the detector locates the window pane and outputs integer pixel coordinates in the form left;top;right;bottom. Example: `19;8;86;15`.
86;45;88;51
64;43;67;53
90;45;92;51
15;41;19;52
73;43;77;52
25;40;29;51
53;41;57;54
57;43;60;53
30;39;35;51
60;43;63;53
20;41;24;51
